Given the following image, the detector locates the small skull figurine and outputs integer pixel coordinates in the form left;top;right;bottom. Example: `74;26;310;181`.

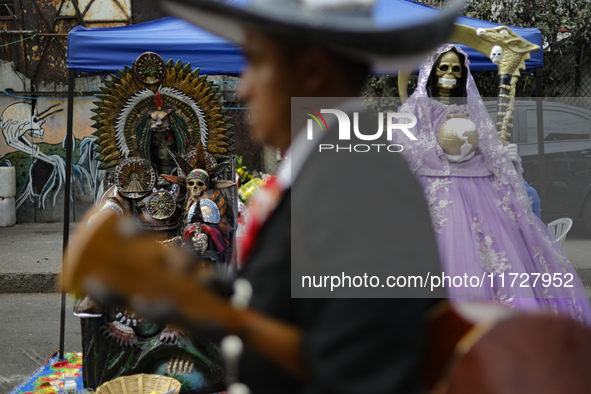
490;45;503;65
187;169;209;202
435;51;463;92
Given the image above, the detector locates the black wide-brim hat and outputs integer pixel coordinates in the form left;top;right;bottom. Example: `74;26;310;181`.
155;0;464;72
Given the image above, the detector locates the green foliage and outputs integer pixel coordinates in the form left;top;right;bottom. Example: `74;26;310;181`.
463;0;591;48
361;75;420;112
235;155;253;186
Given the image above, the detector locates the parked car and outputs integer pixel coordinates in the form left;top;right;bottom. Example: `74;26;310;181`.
485;100;591;235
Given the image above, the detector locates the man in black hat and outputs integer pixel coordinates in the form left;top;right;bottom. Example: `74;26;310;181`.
65;0;461;392
156;1;460;391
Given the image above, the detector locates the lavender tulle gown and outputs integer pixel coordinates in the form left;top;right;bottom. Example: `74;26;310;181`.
399;44;591;325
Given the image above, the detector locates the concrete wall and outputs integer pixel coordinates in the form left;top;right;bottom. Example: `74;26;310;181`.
0;0;173;223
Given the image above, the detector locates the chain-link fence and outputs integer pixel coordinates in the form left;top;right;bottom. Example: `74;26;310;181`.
365;39;591;104
539;42;591;110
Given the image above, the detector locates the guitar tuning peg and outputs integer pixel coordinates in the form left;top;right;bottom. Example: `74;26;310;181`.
227;383;250;394
231;278;252;310
221;335;249;393
221;335;243;369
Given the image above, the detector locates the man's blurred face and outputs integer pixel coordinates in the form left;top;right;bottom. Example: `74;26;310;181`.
238;30;304;151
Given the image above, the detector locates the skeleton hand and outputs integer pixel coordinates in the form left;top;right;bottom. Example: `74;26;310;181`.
505;143;519;163
193;232;208;254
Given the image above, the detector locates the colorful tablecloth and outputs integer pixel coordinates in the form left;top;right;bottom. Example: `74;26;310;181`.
9;351;83;393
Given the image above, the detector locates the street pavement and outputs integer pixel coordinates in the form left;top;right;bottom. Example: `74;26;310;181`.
0;222;77;293
0;222;80;393
0;220;590;392
1;221;590;293
0;293;81;393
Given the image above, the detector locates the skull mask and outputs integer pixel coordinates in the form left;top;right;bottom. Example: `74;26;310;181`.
187;169;209;202
490;45;503;65
435;51;463;92
150;109;172;132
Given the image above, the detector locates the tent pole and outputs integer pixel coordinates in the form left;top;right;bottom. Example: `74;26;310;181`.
59;68;76;360
534;67;547;223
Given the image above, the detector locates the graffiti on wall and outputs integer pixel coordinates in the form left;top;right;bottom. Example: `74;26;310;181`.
0;96;104;220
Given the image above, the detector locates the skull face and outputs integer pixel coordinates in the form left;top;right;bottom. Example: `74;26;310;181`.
29;107;46;140
490;46;503;65
187;169;209;202
435;51;463;91
0;102;53;157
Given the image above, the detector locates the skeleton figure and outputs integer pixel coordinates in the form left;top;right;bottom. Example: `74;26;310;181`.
398;44;591;326
186;169;210;253
182;165;234;263
187;169;209;202
427;48;468;105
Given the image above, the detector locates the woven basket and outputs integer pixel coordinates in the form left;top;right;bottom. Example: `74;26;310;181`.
96;374;182;394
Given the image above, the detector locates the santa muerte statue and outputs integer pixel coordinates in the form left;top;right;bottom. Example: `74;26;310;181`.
74;51;236;392
397;38;591;325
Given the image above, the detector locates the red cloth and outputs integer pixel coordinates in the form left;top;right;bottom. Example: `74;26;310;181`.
202;224;229;252
240;177;283;265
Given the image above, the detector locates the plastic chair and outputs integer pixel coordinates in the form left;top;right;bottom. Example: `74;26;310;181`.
547;218;573;247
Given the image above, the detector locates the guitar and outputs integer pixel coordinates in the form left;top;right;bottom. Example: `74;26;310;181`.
427;300;591;394
62;210;232;325
62;210;591;394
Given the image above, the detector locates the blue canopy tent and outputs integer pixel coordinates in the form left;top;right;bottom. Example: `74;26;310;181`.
375;1;543;71
66;14;543;74
67;17;244;75
60;0;546;360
